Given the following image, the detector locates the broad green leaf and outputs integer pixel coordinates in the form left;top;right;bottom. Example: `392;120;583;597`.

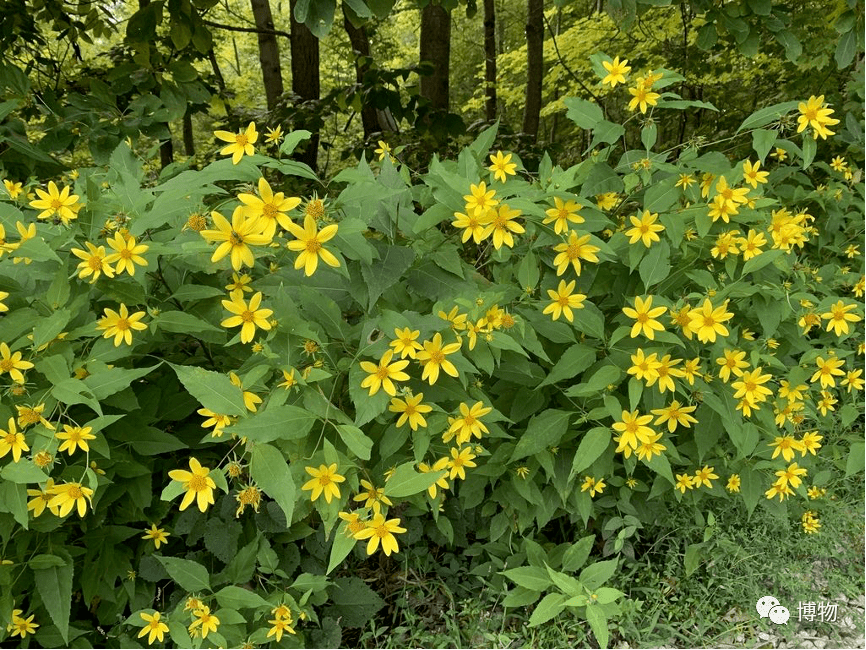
846;442;865;477
501;566;552;592
538;344;596;388
565;365;622;397
801;134;816;169
510;410;572;462
643;181;678;213
562;535;595;572
156;310;223;335
156;556;211;592
694;404;722;460
737;101;800;132
360;243;416;310
528;593;567;627
34;552;74;642
214;586;270;610
751;129;777;162
740;249;784;276
169;363;246;416
468;118;500;159
639;240;671;288
684;542;703;577
336;424;373;460
327;522;358;574
585;603;609;649
1;462;49;484
570;428;612;478
83;365;159;400
579;559;618;591
224;405;316;443
564;97;603;130
382;461;445;498
250;443;296;527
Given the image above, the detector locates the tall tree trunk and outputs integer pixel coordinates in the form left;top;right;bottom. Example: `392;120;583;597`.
419;2;451;111
290;0;320;170
250;0;284;111
522;0;543;139
159;127;174;169
183;110;195;156
483;0;497;122
342;6;379;139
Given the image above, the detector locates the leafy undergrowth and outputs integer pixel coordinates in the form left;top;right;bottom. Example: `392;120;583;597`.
346;470;865;649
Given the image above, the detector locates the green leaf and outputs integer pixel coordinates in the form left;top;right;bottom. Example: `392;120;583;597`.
510;410;572;462
224;405;316;444
51;378;102;415
468;118;500;159
579;559;618;591
846;442;865;477
34;552;74;642
737;101;800;132
336;424;373;460
169;363;246;416
12;236;62;262
279;130;312;155
538;344;596;387
801;135;816;169
214;586;271;610
751;129;777;162
585;603;609;649
694;404;722;460
156;555;211;592
250;443;296;527
360;243;416;310
684;542;703;576
639;240;671;289
643;180;679;213
29;554;68;570
0;462;49;484
835;29;856;69
589;121;625;149
528;593;567;627
156;310;223;335
83;365;159;400
382;461;445;498
32;309;71;349
562;535;595;572
327;522;358;574
517;251;540;290
564;97;603;130
565;365;622;397
740;249;784;276
501;566;552;591
569;428;612;478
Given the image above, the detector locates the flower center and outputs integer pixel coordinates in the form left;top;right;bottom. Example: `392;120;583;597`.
375;524;389;538
0;359;14;371
189;475;208;491
51;199;63;210
88;256;103;270
636;313;648;323
567;244;583;259
236;134;248;147
404;404;417;415
262;203;277;219
116;318;130;331
229;231;244;245
241;310;256;323
317;475;332;487
3;433;16;444
375;366;391;380
305;238;322;254
20;409;39;424
429;350;445;365
68;485;83;499
120;249;132;259
493;214;508;228
803;108;818;121
624;421;638;434
558;296;570;307
703;316;715;327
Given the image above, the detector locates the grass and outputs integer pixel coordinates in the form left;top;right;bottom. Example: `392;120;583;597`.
342;471;864;648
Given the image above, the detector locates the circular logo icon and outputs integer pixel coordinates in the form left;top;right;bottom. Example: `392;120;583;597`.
769;605;790;625
756;596;780;618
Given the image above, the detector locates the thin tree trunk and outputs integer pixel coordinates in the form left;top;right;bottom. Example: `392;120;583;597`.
290;0;320;170
419;3;451;111
342;5;379;138
160;127;174;168
250;0;284;111
522;0;543;139
483;0;497;122
183;110;195;156
207;50;234;120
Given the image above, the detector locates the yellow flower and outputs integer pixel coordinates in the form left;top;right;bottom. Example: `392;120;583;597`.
810;355;845;389
447;446;477;480
48;481;94;517
438;306;468;331
581;476;607;497
71;241;115;283
628;349;661;384
726;474;741;493
4;179;23;199
221;290;273;344
841;369;864;393
389;393;432;431
738;229;767;260
285;214;340;276
653;355;683;394
845;244;860;258
713;175;750;212
197;408;233;437
552;230;600;276
711;230;740;260
595;192;619;210
676;173;695;188
226;272;253;294
416;332;461;385
688;298;733;343
419;458;450;498
635;433;666;461
360;349;410;396
463;181;498;216
543;279;586;323
353;513;407;556
625;210;664;247
302;463;345;504
96;303;147;347
612;410;655;456
601;56;631;87
821;300;861;336
770;147;787;161
267;617;296;641
214;121;257;163
623;295;667;340
29;181;79;224
769;435;806;462
374;140;392;161
200;207;272;271
104;231;149;275
228;372;262;412
15;404;54;430
801;511;820;534
817;389;837;416
742;160;769;188
488;150;518;182
731;367;774;406
716;349;749;383
353;479;394;511
775;462;807;489
142;525;170;549
651;400;697;433
235;483;262;516
168;458;216;512
796;95;839;139
265;125;283;145
448;401;492;444
452;209;491;244
138;611;169;645
544;197;584;234
675;473;694;493
27;479;60;517
55;424;95;455
481;203;524;249
278;368;298;391
8;613;38;638
627;81;660;113
389;327;424;360
693;465;719;488
188;605;220;638
238;177;301;239
0;417;28;462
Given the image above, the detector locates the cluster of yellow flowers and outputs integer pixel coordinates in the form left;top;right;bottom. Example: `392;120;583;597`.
674;466;721;493
5;609;38;639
